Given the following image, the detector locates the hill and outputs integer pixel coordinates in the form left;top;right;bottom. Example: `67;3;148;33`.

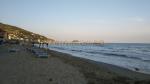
0;23;54;43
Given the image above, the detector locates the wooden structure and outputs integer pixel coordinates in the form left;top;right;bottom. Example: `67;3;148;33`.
50;40;104;46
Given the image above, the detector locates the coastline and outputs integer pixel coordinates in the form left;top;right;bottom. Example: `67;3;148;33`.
1;44;150;84
46;49;150;83
48;43;150;75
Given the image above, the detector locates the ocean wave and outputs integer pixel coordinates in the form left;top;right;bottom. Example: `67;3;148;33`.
48;43;150;74
85;51;147;61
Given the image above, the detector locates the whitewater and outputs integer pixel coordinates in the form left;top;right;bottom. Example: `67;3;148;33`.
47;43;150;74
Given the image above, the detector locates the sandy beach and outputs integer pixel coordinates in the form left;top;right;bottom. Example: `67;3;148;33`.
0;44;150;84
0;44;86;84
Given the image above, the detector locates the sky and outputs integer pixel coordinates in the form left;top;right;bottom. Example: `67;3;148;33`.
0;0;150;43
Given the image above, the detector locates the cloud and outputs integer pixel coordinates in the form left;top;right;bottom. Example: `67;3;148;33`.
125;16;145;22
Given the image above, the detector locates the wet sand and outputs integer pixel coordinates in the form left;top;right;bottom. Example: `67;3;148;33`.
47;49;150;84
0;44;150;84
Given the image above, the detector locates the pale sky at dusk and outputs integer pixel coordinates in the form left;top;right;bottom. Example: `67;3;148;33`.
0;0;150;43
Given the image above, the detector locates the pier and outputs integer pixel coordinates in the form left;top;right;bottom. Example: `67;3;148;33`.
49;40;104;46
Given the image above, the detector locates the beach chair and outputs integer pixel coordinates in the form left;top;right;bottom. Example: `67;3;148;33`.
9;48;19;52
26;46;49;58
36;53;49;58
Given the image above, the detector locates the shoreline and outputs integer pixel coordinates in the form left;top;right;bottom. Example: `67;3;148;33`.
46;49;150;82
47;46;150;75
1;44;150;84
47;47;150;75
48;49;150;75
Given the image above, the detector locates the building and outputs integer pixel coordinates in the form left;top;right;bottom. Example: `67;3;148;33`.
0;29;8;44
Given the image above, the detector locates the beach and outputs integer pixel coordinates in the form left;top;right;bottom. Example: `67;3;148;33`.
0;44;86;84
0;44;150;84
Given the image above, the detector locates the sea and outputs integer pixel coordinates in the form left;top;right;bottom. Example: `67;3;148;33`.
47;43;150;74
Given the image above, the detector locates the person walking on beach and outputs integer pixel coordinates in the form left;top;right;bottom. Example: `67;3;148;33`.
32;42;34;47
39;43;41;48
46;43;48;48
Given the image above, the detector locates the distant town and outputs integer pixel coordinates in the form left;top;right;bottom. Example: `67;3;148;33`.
0;23;54;44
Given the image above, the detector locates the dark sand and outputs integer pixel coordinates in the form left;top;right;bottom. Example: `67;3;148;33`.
47;49;150;84
0;44;150;84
